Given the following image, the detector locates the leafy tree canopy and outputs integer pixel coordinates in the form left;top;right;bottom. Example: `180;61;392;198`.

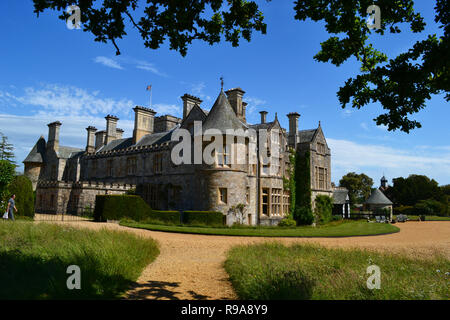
385;174;442;206
339;172;374;204
32;1;449;132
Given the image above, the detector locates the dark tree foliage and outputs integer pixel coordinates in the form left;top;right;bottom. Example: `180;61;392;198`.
339;172;373;205
8;175;35;218
293;151;314;225
32;0;266;56
384;174;442;206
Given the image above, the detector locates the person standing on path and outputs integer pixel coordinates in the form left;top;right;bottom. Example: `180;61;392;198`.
6;194;17;221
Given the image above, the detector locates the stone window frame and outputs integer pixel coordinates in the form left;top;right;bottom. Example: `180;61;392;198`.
153;153;163;174
126;156;137;175
218;188;228;204
215;144;231;168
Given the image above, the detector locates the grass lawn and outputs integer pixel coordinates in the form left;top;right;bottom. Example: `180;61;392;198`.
225;243;450;300
120;220;399;237
0;221;159;299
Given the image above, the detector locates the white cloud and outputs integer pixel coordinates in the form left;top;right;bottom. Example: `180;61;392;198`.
93;56;124;70
152;103;181;117
2;83;134;118
328;138;450;185
135;62;168;77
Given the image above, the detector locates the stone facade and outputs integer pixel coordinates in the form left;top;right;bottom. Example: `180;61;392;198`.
24;86;332;225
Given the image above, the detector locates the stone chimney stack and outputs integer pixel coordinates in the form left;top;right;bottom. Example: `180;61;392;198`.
47;121;62;153
287;112;300;148
85;126;97;153
260;111;268;124
133;106;156;144
95;131;106;150
225;88;246;121
181;94;202;119
105;115;119;145
116;128;124;140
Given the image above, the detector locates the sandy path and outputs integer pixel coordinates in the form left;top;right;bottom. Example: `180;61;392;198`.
39;219;450;300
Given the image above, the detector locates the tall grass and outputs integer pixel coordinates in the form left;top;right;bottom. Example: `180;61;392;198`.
0;221;159;299
225;243;449;300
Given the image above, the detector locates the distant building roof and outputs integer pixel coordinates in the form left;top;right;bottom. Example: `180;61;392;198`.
365;189;393;205
332;188;349;204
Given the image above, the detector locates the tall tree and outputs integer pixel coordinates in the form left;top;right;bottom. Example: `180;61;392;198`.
0;132;15;163
339;172;374;205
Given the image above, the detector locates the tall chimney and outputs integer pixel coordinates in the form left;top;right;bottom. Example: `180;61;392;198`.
47;121;62;153
260;111;268;124
105;115;119;145
95;131;106;150
225;88;246;121
116;128;124;139
181;94;202;119
133;106;156;144
287;112;300;148
85;126;97;153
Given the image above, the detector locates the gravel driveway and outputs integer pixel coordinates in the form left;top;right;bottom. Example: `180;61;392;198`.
40;220;450;300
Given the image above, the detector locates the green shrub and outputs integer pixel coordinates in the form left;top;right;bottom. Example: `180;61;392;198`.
183;211;224;227
294;206;314;226
278;218;297;227
314;195;333;225
146;210;181;225
94;194;182;224
0;160;15;210
7;175;35;218
94;195;152;222
414;199;442;216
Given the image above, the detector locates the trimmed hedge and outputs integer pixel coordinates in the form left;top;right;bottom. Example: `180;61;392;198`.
94;195;151;222
146;210;181;225
183;211;224;227
94;195;224;226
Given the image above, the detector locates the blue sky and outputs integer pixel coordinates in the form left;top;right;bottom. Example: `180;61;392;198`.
0;0;449;185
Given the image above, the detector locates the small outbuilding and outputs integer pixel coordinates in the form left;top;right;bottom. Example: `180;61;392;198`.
365;189;393;220
332;187;350;218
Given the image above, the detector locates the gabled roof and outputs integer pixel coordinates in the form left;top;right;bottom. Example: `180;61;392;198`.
332;188;349;204
202;90;246;132
298;129;317;143
181;104;208;128
365;189;393;205
23;136;46;163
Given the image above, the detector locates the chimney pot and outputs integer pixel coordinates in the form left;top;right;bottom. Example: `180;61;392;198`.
260;111;268;124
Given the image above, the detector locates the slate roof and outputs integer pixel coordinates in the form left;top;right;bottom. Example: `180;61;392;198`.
59;146;83;159
332;188;349;204
97;138;133;153
365;189;393;205
23;136;46;163
135;130;173;147
202;90;247;132
298;129;317;143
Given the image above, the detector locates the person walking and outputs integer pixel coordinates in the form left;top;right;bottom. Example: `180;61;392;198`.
6;194;17;221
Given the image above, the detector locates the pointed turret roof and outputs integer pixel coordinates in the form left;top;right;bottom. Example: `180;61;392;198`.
23;136;46;163
202;90;246;132
365;189;393;205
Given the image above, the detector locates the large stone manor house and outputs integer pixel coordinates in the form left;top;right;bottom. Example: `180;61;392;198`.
24;86;332;225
